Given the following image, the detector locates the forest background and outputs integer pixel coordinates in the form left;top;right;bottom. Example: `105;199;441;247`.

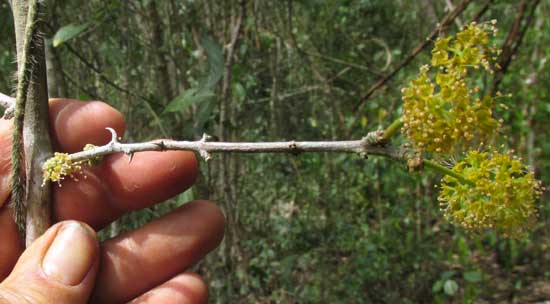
1;0;549;303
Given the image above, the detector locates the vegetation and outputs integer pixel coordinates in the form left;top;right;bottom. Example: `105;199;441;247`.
1;0;549;302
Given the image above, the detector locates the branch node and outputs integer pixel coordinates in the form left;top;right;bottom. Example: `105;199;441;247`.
364;130;385;146
289;141;302;155
121;146;131;155
155;140;166;150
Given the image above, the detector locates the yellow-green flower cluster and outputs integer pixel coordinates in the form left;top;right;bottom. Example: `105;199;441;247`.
42;152;84;186
438;151;542;238
402;22;499;154
431;22;498;71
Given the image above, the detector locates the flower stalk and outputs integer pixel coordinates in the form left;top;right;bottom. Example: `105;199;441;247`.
381;118;404;142
423;159;474;186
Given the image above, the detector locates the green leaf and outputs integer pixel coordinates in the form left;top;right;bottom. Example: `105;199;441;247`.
443;280;458;296
441;270;456;281
162;36;222;117
463;271;482;283
163;88;215;114
199;37;224;90
233;82;246;102
432;280;443;293
195;98;216;132
52;23;89;47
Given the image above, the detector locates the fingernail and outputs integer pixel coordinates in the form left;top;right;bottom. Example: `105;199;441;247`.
42;222;97;285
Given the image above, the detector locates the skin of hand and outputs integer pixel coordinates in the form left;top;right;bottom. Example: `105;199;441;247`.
0;99;225;304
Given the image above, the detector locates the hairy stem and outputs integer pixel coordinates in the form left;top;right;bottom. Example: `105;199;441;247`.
11;0;40;240
11;0;54;246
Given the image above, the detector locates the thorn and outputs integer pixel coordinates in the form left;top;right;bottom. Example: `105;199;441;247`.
106;127;119;144
127;152;134;163
155;141;166;150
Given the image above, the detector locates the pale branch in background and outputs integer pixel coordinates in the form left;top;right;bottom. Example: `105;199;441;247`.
353;0;475;111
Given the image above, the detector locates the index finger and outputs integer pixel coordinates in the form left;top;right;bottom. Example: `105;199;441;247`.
49;99;199;228
0;99;198;228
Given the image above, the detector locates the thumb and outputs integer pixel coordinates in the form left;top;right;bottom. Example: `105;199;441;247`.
0;221;99;304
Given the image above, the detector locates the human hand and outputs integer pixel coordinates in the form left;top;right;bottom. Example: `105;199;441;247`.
0;99;225;303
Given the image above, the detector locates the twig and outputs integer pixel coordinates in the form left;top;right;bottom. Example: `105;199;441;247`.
218;2;246;265
472;0;494;23
303;50;375;73
61;69;101;100
445;0;464;29
63;128;476;188
68;128;408;163
250;66;350;104
219;0;245;141
353;0;472;111
55;39;168;136
492;0;540;94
